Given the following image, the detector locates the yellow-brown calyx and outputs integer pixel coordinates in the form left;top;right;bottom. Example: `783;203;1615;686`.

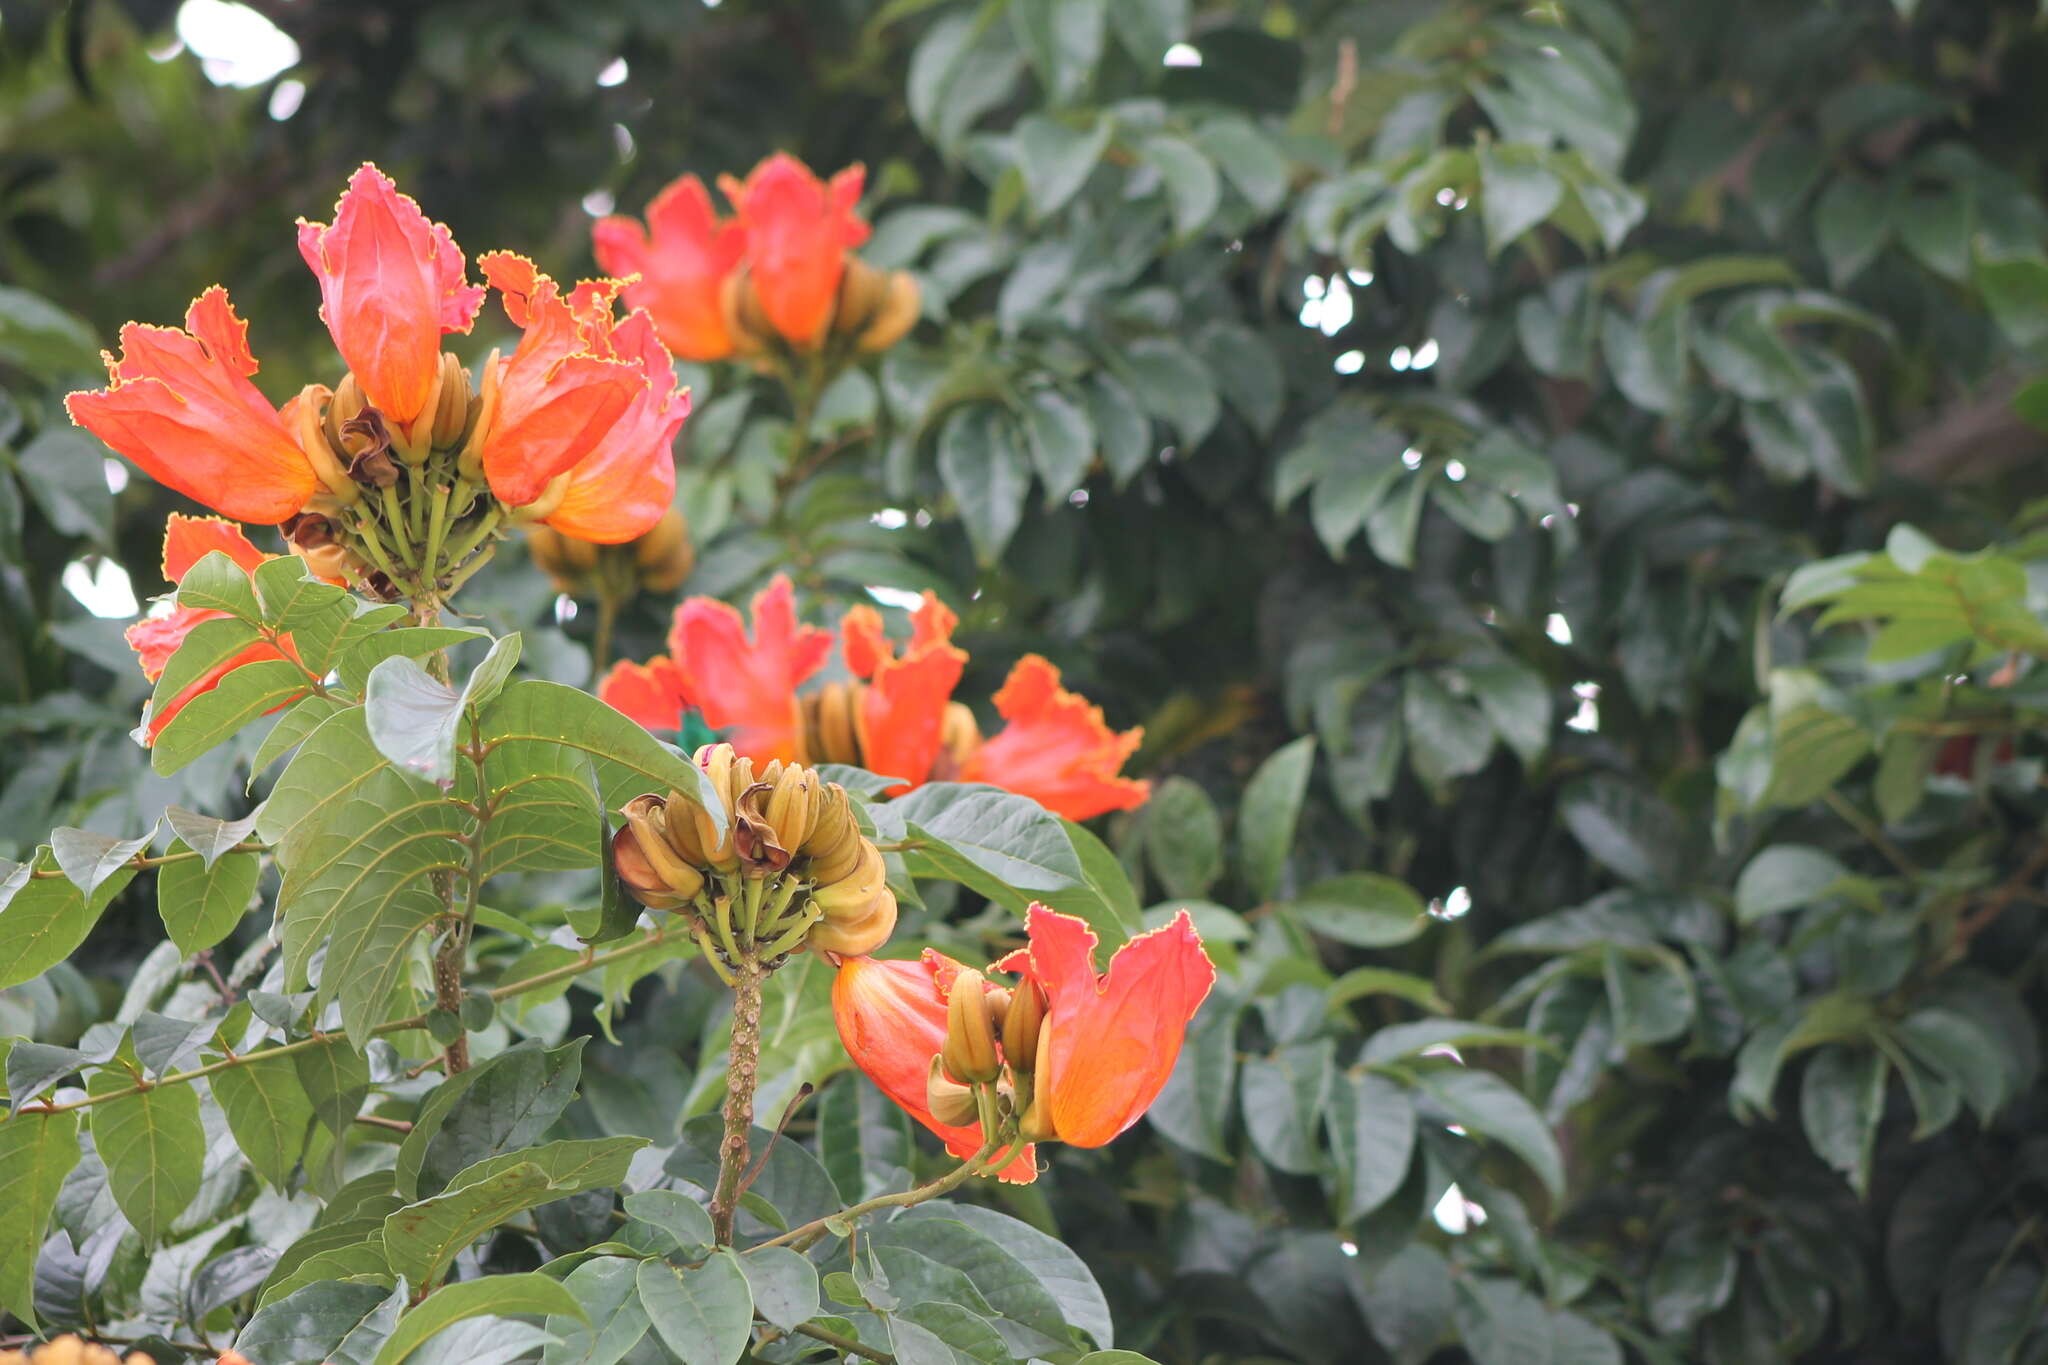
926;1055;981;1127
942;969;1002;1084
610;743;900;975
802;680;867;767
283;353;503;604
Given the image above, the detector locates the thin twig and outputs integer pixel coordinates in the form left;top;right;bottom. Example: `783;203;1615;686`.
790;1320;895;1362
27;841;270;879
736;1082;814;1201
748;1140;1005;1253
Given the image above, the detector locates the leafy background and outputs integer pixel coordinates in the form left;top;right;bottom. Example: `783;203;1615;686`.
9;0;2048;1360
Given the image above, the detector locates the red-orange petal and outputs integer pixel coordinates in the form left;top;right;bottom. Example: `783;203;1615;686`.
64;289;317;524
595;655;694;732
959;655;1149;821
999;905;1214;1148
665;575;831;762
296;163;485;426
544;311;690;544
594;174;746;363
162;513;270;581
141;637;300;742
831;953;1036;1183
860;646;965;798
476;252;644;506
722;154;870;348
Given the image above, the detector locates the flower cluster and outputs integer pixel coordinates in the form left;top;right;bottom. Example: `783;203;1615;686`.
613;742;898;971
67;163;689;604
831;905;1214;1183
0;1337;152;1365
594;153;917;366
597;576;1150;821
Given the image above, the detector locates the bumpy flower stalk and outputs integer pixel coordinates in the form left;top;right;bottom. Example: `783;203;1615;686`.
612;742;899;1239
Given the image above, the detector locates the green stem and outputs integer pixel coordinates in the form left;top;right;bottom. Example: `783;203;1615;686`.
748;1138;1006;1253
757;904;821;960
422;480;454;588
27;841;269;879
710;955;765;1243
787;1321;894;1363
380;484;419;569
440;505;505;568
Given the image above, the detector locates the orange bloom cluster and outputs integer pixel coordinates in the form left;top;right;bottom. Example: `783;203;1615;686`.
597;576;1150;821
125;516;307;743
594;152;918;363
832;905;1214;1183
68;163;686;546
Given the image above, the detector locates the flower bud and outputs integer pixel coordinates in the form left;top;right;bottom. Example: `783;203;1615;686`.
619;793;706;904
812;838;884;914
832;257;891;339
931;701;981;782
801;782;857;856
926;1055;981;1127
665;787;711;864
692;744;740;870
613;824;691;911
525;525;603;594
942;969;1001;1084
632;507;694;593
766;763;820;851
804;680;864;766
431;352;473;449
456;350;503;483
718;270;774;357
856;271;921;354
808;885;897;956
291;383;361;504
1017;1042;1059;1142
1002;981;1047;1074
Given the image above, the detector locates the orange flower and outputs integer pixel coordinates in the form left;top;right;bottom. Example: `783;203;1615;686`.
719;153;870;348
126;516;305;742
593;174;747;362
535;310;690;544
473;254;653;508
668;575;832;762
961;656;1150;820
831;951;1038;1182
64;288;319;524
297;163;486;428
994;905;1214;1147
841;594;967;796
596;654;693;732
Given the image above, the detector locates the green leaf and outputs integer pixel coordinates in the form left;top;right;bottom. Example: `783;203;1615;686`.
1107;0;1187;67
0;1110;80;1329
622;1188;714;1257
1410;1068;1564;1198
383;1137;647;1285
1891;1008;2010;1121
1464;660;1551;768
164;804;263;867
87;1065;205;1242
938;403;1032;565
252;694;350;779
818;1072;915;1204
1197;118;1288;215
1354;1243;1453;1365
340;627;493;695
1013;114;1111;216
867;1213;1077;1350
375;1274;583;1365
544;1256;648;1365
1020;385;1095;502
481;681;725;840
1144;776;1223;899
636;1252;754;1365
1734;844;1851;922
893;783;1086;894
152;659;313;776
158;843;259;954
1147;998;1238;1161
1143;135;1222;240
1648;1225;1738;1335
738;1246;821;1331
1242;1039;1334;1174
1121;337;1219;447
1238;736;1315;902
1087;373;1153;487
176;550;263;619
295;1035;371;1141
149;616;265;719
1813;175;1890;286
1479;143;1565;255
404;1319;555;1365
1328;967;1450;1014
1362;1020;1548;1064
0;285;100;375
50;825;152;897
15;430;114;545
397;1038;587;1199
262;708;467;1045
1336;1073;1416;1221
1292;873;1427;948
1009;0;1104;104
365;656;466;786
1799;1044;1887;1195
236;1279;402;1365
211;1050;316;1190
133;1010;213;1076
0;848;135;990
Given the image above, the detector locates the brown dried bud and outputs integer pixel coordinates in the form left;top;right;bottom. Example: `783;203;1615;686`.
925;1055;980;1127
733;780;793;876
341;407;401;489
942;969;1001;1084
